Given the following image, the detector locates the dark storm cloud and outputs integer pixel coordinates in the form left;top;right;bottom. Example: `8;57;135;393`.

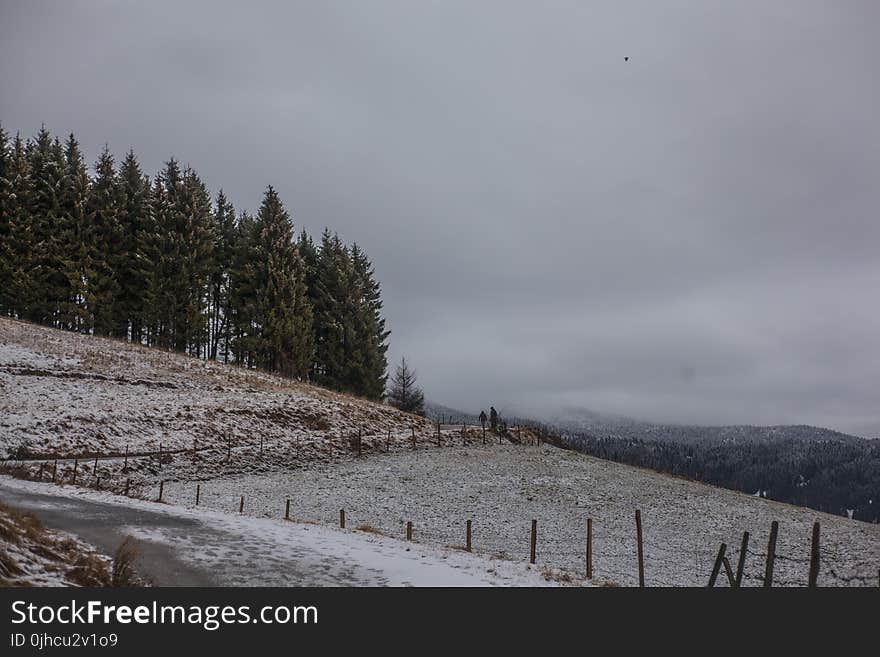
2;1;878;435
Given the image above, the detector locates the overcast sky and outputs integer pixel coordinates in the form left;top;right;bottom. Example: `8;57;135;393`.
2;1;878;435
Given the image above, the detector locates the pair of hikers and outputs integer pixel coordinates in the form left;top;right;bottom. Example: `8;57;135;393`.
479;406;498;431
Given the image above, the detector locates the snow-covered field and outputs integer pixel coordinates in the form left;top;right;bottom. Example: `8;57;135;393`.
0;477;565;587
157;445;880;587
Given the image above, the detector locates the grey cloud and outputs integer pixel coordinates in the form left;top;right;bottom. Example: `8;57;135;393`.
2;0;878;435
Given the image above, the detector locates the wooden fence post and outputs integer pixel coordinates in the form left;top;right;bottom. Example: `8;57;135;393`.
124;479;130;496
735;531;749;587
239;495;244;513
93;456;98;473
635;510;645;587
406;521;413;541
340;509;345;528
709;543;727;587
462;424;466;446
529;519;538;564
808;521;820;588
586;518;593;579
260;436;263;453
123;446;128;472
51;460;57;483
38;463;44;480
285;498;290;520
764;521;778;587
722;556;736;586
466;519;472;552
95;476;100;491
387;429;391;452
158;480;164;502
196;484;200;506
71;459;78;486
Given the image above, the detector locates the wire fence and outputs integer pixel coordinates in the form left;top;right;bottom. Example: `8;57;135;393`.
2;425;877;588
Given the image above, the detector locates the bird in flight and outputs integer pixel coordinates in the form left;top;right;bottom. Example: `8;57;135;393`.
624;56;630;62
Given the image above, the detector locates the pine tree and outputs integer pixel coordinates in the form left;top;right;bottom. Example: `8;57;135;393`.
251;186;313;378
349;243;389;400
116;149;151;341
228;210;260;366
142;173;174;348
58;134;91;332
0;124;12;315
310;229;352;389
176;166;215;355
208;190;236;360
386;357;425;415
87;146;122;336
27;127;68;325
4;133;34;318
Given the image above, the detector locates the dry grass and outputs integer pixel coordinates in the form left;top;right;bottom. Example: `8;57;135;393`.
355;524;387;536
111;536;142;587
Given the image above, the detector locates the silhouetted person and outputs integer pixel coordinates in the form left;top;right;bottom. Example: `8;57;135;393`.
479;410;488;429
489;406;498;431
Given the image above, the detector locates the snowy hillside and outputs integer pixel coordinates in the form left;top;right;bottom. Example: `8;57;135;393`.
0;317;450;463
2;318;877;586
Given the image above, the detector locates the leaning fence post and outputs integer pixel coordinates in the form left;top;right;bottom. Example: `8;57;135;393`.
530;519;537;564
808;521;821;587
285;498;290;520
406;521;413;541
340;509;345;528
709;543;727;587
764;521;778;587
94;456;98;473
735;531;749;587
635;510;645;587
586;518;593;579
466;519;472;552
196;484;200;506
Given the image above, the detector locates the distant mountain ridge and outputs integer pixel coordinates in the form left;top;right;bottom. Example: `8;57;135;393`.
543;406;866;445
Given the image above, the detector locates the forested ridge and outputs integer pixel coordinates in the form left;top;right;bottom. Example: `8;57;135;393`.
566;432;880;522
0;125;388;399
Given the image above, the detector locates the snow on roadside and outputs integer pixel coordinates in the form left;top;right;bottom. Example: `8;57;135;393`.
0;497;110;587
0;476;571;587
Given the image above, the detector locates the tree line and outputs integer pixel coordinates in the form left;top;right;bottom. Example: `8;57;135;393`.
565;432;880;522
0;125;388;399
